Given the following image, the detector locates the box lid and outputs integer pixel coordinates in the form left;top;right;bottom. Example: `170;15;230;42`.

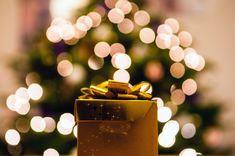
74;99;155;122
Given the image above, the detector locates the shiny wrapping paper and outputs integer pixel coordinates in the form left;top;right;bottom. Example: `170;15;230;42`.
74;99;158;156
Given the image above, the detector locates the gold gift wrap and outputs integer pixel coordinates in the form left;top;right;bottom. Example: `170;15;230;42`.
74;99;158;156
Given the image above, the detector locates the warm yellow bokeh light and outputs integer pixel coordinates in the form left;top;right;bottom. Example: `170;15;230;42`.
6;94;17;111
117;18;134;34
27;83;43;100
87;12;102;27
155;34;171;49
179;148;197;156
57;120;73;135
15;87;30;102
17;102;30;115
139;27;155;44
112;53;131;69
44;117;56;133
66;64;86;84
110;43;126;56
170;63;185;79
57;60;73;77
94;42;110;58
158;132;176;148
164;18;179;33
5;129;21;146
30;116;46;132
88;55;104;70
113;69;130;82
171;89;186;105
108;8;125;24
134;10;150;26
43;148;59;156
169;46;184;62
178;31;193;47
182;79;197;96
158;107;172;123
163;120;180;136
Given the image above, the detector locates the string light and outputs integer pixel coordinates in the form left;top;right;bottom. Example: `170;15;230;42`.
171;89;186;105
169;46;184;62
113;69;130;82
158;107;172;123
155;34;171;49
170;63;185;79
139;27;155;44
118;18;134;34
5;129;21;146
76;16;93;31
43;148;59;156
157;24;173;35
181;123;196;139
110;43;126;56
179;148;197;156
178;31;193;47
94;42;110;58
44;117;56;133
108;8;125;24
115;0;132;14
112;53;131;69
158;132;176;148
87;12;102;27
57;60;74;77
27;83;43;100
134;10;150;26
163;120;180;136
182;79;197;96
88;55;104;70
164;18;180;33
30;116;46;132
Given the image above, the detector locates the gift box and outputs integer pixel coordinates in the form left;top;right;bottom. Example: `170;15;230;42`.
74;99;158;156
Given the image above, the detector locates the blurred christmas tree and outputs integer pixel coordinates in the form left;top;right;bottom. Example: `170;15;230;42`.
1;0;230;155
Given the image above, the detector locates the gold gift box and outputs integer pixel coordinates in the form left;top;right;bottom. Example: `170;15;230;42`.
74;99;158;156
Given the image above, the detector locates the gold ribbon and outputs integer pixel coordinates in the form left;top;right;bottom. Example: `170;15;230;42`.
79;80;152;100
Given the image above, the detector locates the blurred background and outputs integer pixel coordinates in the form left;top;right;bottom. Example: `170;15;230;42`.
0;0;235;155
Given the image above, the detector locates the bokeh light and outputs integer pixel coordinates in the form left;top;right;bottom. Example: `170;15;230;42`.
178;31;193;47
17;102;30;115
76;16;93;31
165;18;179;33
171;89;186;105
157;24;173;35
57;60;74;77
110;43;126;56
163;120;180;136
204;128;223;148
87;12;102;27
181;123;196;139
134;10;150;26
60;23;75;40
117;18;134;34
155;34;171;49
170;35;180;48
44;117;56;133
169;46;184;62
57;113;75;135
115;0;132;14
6;94;17;111
108;8;124;24
158;132;175;148
27;83;43;100
182;79;197;96
16;117;30;133
94;42;110;58
5;129;21;146
184;49;200;69
46;25;62;43
151;97;164;107
195;55;205;71
104;0;117;9
73;125;78;138
43;148;59;156
30;116;46;132
139;27;155;44
88;55;104;70
179;148;197;156
145;61;164;82
158;107;172;123
25;72;41;86
112;53;131;69
15;87;30;102
66;64;86;84
170;63;185;79
113;69;130;82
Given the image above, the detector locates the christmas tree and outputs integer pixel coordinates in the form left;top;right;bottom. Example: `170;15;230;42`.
1;0;229;155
